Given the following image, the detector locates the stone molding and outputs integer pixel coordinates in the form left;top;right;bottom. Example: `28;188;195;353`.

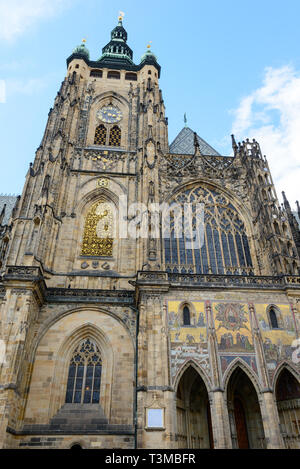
136;271;300;291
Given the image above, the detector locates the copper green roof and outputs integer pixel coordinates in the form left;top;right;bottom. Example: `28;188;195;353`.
98;19;134;65
66;20;161;77
72;43;90;60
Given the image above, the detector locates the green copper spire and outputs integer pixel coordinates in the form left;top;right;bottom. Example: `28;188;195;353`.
99;13;134;64
140;42;158;64
72;39;90;60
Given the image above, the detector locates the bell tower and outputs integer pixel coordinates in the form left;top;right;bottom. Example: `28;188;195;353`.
1;15;168;282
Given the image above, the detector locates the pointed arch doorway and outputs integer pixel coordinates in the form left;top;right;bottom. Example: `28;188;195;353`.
275;368;300;449
176;366;213;448
227;367;266;448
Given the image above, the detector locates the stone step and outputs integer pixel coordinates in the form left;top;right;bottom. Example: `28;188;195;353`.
50;403;108;426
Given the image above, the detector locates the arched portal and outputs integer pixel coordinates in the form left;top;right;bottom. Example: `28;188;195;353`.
275;368;300;449
176;366;213;448
70;444;83;450
227;367;266;448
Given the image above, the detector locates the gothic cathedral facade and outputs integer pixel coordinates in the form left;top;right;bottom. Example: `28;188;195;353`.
0;18;300;449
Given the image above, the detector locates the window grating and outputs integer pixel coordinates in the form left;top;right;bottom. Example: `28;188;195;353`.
94;124;107;145
109;125;121;146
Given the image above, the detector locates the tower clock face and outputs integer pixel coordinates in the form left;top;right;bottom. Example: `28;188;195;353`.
97;105;123;124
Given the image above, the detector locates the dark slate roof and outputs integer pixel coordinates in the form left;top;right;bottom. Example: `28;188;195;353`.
169;127;221;156
0;195;18;225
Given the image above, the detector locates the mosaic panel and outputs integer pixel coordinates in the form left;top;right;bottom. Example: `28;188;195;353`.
167;300;209;382
256;303;297;372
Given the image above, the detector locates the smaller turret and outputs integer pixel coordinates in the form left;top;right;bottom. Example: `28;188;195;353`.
67;39;90;65
141;45;158;65
72;40;90;60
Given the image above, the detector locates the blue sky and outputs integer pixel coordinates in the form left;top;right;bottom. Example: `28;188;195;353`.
0;0;300;209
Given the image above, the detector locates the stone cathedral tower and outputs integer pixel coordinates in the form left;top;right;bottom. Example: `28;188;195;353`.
0;17;300;450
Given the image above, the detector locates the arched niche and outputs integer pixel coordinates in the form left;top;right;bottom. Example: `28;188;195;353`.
275;367;300;449
226;366;266;449
23;309;134;426
49;323;113;420
175;365;213;448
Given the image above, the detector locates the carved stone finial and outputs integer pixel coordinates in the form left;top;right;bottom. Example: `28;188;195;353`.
282;191;291;212
231;134;238;154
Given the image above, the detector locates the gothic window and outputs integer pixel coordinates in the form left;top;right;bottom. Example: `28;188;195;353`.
269;308;279;329
94;124;107;145
81;199;113;257
163;185;253;275
65;338;102;404
183;306;191;326
109;125;121;147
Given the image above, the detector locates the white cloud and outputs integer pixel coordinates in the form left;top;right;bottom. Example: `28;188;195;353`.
231;65;300;210
0;0;72;41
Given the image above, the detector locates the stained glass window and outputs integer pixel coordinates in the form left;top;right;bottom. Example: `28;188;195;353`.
94;124;107;145
65;338;102;404
109;126;121;147
163;185;253;275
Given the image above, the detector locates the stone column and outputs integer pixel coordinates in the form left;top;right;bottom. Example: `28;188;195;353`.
0;266;44;448
249;303;284;449
260;390;285;449
206;301;232;448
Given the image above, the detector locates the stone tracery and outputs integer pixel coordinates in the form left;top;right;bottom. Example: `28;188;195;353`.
163;184;253;275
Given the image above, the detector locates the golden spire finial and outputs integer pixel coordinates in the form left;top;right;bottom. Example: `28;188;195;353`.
147;41;152;49
82;38;87;44
118;11;125;21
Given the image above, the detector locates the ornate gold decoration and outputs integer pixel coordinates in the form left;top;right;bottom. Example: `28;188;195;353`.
88;149;125;170
81;199;113;256
97;178;109;188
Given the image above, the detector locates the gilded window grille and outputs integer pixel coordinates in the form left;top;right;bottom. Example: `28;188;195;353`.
65;338;102;404
109;125;121;146
94;124;107;145
81;199;113;256
163;185;253;275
